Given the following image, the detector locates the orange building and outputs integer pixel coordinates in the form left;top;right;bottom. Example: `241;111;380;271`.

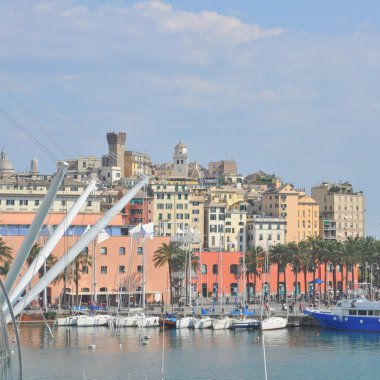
195;251;358;300
0;212;170;306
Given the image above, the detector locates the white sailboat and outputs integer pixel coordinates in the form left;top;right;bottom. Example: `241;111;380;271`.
260;247;288;331
176;316;196;328
193;316;213;329
56;315;78;326
212;316;233;330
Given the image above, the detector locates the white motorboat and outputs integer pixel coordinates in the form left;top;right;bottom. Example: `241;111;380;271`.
193;316;213;329
176;316;196;329
212;317;233;330
56;315;77;326
261;316;288;331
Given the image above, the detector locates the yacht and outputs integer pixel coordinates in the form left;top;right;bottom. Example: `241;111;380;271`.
193;316;213;329
176;316;196;329
212;317;233;330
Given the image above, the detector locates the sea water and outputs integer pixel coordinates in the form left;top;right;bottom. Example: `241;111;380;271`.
19;325;380;380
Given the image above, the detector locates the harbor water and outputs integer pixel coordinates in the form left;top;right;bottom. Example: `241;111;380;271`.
19;325;380;380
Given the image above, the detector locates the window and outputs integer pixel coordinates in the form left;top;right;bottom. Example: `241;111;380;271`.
6;200;15;206
259;234;263;241
137;247;143;255
119;265;125;274
82;266;89;274
119;247;125;255
100;266;107;274
230;283;238;296
212;264;218;274
230;264;238;275
35;200;40;206
20;200;29;206
100;287;108;292
100;247;107;255
210;214;217;220
201;264;207;274
137;265;143;273
192;209;199;214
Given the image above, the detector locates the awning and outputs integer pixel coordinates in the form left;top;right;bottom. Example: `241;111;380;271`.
308;278;324;284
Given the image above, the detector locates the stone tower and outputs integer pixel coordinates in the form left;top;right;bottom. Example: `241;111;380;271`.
106;132;126;169
30;155;39;175
173;140;188;177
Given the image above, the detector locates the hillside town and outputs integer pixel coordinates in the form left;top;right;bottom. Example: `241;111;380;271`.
0;132;368;307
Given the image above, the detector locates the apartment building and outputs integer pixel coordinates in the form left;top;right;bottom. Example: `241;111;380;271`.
150;179;204;249
246;215;286;250
311;182;365;241
204;200;227;251
124;151;153;178
261;183;299;242
297;192;320;241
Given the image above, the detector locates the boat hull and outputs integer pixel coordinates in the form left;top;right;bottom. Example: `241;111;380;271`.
159;317;177;328
212;318;232;330
232;319;260;330
304;309;380;332
261;317;288;331
193;318;213;329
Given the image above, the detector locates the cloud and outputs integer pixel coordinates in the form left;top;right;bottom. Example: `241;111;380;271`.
134;1;284;45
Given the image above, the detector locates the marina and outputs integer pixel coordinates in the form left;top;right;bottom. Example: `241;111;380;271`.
18;324;380;380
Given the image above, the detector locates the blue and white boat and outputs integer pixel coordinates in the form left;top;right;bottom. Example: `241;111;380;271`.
304;297;380;332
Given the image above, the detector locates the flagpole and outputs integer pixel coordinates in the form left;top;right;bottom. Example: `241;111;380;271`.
92;239;97;305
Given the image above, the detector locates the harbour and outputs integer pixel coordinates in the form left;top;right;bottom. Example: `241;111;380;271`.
19;324;380;380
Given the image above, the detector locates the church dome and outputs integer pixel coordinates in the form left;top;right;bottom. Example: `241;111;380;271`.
0;150;14;174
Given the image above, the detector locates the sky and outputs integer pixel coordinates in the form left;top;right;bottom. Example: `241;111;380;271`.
0;0;379;236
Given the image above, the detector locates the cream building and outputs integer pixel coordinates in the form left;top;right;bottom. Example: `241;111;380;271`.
297;192;320;241
150;179;204;250
204;199;227;251
311;182;365;241
124;151;153;178
208;186;245;207
261;183;299;242
246;215;286;250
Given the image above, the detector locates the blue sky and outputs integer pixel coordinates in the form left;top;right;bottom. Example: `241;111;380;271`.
0;0;379;236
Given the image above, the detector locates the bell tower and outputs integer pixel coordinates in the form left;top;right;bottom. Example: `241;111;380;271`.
173;140;188;177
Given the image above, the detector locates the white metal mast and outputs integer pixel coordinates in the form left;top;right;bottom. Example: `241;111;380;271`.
9;176;149;321
8;179;97;306
3;162;68;295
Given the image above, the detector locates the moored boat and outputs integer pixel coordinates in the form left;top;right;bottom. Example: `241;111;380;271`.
261;316;288;331
56;315;77;326
212;317;233;330
304;297;380;332
159;314;177;328
176;316;196;329
193;316;213;329
232;318;260;330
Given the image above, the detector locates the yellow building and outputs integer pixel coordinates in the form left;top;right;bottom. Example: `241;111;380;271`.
297;192;320;241
124;151;153;178
150;179;204;249
208;186;245;207
261;183;299;242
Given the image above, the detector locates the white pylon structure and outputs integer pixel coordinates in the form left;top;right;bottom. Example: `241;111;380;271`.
3;162;68;295
9;176;150;321
8;180;97;307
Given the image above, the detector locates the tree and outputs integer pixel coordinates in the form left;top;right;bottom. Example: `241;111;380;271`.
245;245;265;297
0;236;13;277
71;249;92;305
322;240;342;299
307;235;323;284
269;244;288;302
287;241;308;302
153;242;181;305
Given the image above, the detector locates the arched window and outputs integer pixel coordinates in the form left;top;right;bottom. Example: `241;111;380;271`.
81;287;90;292
201;264;207;275
212;264;218;275
230;264;238;275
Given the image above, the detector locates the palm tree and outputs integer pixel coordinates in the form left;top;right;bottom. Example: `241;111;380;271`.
287;241;308;302
307;235;323;284
340;237;359;293
0;260;11;276
153;242;181;305
0;236;12;277
322;240;342;299
269;244;287;302
71;249;92;305
245;245;265;298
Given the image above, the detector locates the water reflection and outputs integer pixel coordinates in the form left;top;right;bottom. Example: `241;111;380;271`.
18;325;380;380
